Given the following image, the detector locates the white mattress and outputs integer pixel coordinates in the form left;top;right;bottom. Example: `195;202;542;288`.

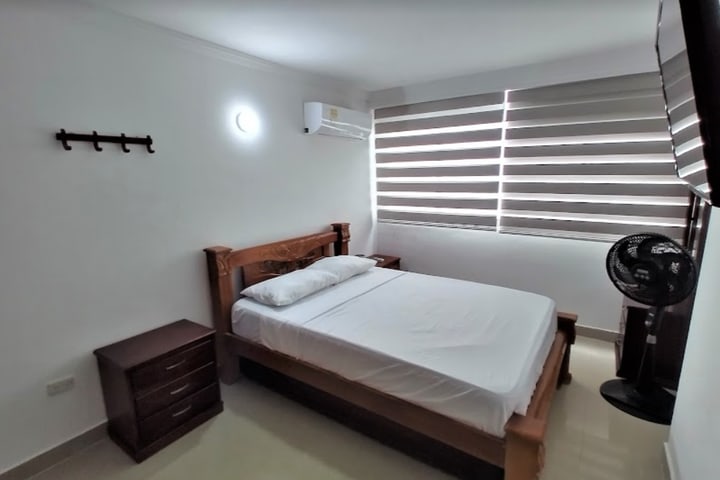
231;268;556;437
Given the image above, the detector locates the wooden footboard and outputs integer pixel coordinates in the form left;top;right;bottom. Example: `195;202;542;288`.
204;223;576;480
219;313;575;480
505;312;576;480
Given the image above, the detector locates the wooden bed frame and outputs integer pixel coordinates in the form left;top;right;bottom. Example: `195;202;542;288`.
204;222;576;480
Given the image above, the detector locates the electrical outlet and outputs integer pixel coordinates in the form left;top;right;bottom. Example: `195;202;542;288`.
46;376;75;396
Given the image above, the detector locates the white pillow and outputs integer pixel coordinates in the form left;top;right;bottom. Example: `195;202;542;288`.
307;255;376;283
240;269;339;306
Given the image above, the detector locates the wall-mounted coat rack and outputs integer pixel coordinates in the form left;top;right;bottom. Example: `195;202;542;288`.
55;129;155;153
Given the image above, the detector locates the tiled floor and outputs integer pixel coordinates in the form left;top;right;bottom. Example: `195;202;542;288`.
29;337;669;480
539;338;669;480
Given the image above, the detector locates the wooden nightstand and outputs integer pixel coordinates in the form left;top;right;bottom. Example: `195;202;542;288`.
94;319;223;462
368;254;401;270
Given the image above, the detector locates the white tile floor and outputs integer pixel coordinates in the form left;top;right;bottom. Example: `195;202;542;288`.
29;337;669;480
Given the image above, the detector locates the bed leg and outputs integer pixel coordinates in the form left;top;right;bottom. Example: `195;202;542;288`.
216;334;241;384
505;428;544;480
558;343;572;387
556;312;576;388
220;356;241;384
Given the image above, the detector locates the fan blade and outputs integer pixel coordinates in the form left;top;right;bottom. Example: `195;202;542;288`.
637;237;663;260
612;266;639;286
617;242;640;265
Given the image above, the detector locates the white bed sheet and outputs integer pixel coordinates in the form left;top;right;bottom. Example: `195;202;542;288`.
231;267;556;437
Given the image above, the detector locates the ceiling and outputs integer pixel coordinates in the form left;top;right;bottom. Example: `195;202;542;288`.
86;0;661;91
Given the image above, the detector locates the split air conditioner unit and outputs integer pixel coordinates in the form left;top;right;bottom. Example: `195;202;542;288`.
304;102;372;141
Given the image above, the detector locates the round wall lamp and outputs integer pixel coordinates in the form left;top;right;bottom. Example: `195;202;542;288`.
235;108;260;135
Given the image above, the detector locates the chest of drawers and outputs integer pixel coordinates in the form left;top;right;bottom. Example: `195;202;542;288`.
94;319;223;462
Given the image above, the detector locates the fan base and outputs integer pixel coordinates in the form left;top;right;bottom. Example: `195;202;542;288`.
599;379;676;425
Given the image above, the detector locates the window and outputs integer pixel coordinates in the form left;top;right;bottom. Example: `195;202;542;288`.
373;73;691;242
374;92;505;230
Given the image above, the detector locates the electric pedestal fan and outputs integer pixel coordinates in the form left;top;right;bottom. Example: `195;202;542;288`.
601;233;698;425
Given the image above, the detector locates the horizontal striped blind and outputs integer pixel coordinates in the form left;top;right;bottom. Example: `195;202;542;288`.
659;50;710;196
374;72;691;242
502;73;690;242
374;92;505;229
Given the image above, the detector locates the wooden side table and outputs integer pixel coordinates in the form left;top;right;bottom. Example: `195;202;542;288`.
94;319;223;462
368;254;401;270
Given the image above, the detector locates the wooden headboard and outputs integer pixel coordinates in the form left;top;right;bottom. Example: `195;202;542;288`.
204;222;350;381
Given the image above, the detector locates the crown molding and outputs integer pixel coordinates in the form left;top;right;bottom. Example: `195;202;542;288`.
369;41;656;108
82;0;367;96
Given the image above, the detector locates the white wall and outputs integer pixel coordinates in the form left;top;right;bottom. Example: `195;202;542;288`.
668;208;720;480
370;41;659;107
0;1;371;473
372;42;662;331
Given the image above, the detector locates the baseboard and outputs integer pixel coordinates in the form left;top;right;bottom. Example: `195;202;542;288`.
576;324;618;342
664;442;680;480
0;423;107;480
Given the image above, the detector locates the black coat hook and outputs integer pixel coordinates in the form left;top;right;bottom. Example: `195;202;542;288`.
145;135;155;154
58;129;72;151
119;133;130;153
92;131;103;152
55;130;155;153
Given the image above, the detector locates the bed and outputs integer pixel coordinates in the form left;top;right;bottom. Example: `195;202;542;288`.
205;223;576;480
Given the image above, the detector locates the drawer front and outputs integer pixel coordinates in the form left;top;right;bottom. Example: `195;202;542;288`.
131;340;214;394
139;383;220;445
135;363;217;419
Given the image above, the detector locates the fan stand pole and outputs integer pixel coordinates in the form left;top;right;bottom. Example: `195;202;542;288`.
599;306;676;425
635;307;663;393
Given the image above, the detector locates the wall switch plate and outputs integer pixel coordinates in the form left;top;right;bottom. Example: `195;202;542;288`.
47;376;75;396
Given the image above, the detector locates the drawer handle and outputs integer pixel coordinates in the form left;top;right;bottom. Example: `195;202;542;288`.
171;405;192;418
169;383;190;396
165;359;186;371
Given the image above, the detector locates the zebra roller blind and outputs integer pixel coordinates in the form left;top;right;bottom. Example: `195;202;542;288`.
374;72;691;242
502;72;690;241
660;50;709;196
374;92;505;229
